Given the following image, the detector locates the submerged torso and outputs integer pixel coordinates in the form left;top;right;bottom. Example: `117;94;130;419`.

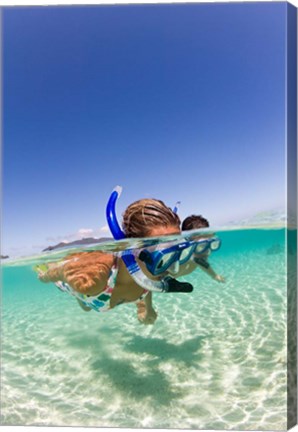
56;256;148;312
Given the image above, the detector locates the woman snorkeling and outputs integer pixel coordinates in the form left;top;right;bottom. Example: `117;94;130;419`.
37;187;222;325
38;188;191;324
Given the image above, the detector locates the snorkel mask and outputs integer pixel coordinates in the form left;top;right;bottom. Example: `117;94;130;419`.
139;237;221;276
106;186;193;293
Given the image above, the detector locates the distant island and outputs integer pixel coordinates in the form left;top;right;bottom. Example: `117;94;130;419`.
42;237;112;252
1;255;9;260
225;209;286;228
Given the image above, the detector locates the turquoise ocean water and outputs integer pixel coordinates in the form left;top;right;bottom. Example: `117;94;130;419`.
1;228;289;429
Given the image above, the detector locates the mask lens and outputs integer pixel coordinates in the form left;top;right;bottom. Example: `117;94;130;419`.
156;252;177;273
179;246;194;263
167;261;180;275
210;239;221;251
195;241;208;254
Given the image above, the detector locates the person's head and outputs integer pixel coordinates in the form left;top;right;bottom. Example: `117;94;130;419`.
182;214;217;259
182;214;209;231
122;199;181;238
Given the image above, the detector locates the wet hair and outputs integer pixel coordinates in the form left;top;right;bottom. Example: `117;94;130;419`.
182;214;209;231
122;199;181;238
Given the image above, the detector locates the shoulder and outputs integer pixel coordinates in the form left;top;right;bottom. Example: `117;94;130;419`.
65;251;115;266
63;252;116;295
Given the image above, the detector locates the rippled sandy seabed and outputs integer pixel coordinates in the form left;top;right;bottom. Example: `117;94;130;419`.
1;229;288;430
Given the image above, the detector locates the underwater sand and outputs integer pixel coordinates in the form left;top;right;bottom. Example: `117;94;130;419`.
1;228;289;429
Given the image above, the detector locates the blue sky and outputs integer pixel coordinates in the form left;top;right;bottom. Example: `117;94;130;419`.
2;2;287;256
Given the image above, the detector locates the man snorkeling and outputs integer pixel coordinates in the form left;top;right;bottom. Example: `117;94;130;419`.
181;215;225;283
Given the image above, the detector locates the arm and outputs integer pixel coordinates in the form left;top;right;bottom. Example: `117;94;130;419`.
172;256;225;282
38;252;116;295
194;256;225;282
144;291;155;314
136;292;158;325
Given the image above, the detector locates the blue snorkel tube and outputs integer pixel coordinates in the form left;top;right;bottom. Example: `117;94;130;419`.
173;201;181;214
106;186;193;293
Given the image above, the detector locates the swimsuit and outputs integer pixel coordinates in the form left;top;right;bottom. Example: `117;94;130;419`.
55;257;149;312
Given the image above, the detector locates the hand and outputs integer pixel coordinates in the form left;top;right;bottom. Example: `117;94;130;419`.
214;274;225;283
136;301;158;325
34;264;48;281
37;269;46;281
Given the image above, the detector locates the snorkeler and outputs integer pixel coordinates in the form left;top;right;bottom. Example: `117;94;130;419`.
181;215;225;283
37;189;223;324
38;188;194;325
